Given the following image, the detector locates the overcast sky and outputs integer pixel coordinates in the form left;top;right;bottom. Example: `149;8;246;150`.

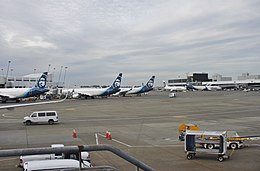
1;0;260;86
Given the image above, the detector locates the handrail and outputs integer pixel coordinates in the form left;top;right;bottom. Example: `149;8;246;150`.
0;144;156;171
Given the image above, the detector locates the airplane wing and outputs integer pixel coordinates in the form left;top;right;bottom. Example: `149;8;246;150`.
78;92;93;97
114;88;132;96
0;95;67;110
0;93;15;99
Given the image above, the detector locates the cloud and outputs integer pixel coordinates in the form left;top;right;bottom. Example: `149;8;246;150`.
0;0;260;86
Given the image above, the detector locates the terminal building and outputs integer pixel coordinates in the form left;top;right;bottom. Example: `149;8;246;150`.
168;73;210;86
211;74;232;81
237;73;260;80
0;73;54;88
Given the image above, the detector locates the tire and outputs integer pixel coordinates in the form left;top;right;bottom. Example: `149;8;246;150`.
229;143;238;149
25;120;31;125
218;156;224;162
207;144;215;149
187;154;193;160
48;119;54;125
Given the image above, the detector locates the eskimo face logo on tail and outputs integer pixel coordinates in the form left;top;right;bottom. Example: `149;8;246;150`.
113;73;122;88
38;78;46;88
147;76;155;88
37;72;48;88
113;78;121;88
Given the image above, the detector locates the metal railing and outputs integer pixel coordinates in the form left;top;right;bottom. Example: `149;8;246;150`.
0;144;156;171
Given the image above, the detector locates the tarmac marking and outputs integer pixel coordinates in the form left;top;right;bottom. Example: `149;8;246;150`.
98;133;132;147
65;108;76;111
174;116;187;118
1;114;18;119
98;133;183;148
163;138;180;142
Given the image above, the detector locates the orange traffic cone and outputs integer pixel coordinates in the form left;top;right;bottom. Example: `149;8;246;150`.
107;131;112;140
106;130;109;139
73;129;77;138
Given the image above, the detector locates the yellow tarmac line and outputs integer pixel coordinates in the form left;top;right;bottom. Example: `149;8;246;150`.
65;108;76;111
174;116;187;118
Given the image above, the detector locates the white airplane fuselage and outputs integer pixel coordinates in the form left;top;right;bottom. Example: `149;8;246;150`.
0;87;49;99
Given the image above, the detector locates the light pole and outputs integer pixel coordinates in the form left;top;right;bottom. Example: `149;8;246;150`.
10;69;13;76
58;66;63;87
5;60;11;88
47;64;51;73
63;67;68;86
52;68;56;83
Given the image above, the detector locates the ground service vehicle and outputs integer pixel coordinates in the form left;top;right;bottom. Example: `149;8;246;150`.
169;92;176;98
23;111;58;125
201;131;244;149
19;144;90;168
23;159;91;171
179;123;200;141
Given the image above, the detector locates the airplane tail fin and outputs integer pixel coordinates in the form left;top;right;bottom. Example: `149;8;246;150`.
111;73;123;89
146;76;155;88
163;80;167;87
37;72;48;88
186;82;193;90
186;82;197;91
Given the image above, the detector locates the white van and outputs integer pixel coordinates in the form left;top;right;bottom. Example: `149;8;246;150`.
23;159;91;171
24;111;58;125
19;144;90;168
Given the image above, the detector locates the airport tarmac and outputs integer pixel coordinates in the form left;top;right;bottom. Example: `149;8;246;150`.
0;90;260;170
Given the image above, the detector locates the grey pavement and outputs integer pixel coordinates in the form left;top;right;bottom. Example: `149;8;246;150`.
0;90;260;170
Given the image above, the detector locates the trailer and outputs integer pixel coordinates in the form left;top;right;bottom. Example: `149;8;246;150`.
185;130;229;162
200;131;260;149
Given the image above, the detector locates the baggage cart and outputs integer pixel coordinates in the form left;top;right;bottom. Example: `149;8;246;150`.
185;130;229;162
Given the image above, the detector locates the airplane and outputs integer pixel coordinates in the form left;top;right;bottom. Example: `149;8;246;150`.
113;87;132;96
163;80;186;92
72;73;122;99
205;84;222;91
0;72;49;103
186;82;207;91
126;76;155;95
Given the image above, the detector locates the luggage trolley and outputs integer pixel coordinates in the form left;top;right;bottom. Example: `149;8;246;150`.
184;130;229;162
